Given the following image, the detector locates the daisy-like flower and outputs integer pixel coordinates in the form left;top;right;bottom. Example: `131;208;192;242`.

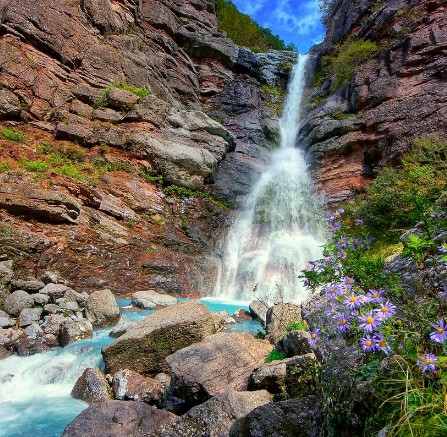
344;276;355;286
325;285;340;300
374;334;391;354
355;219;364;226
417;352;437;373
309;329;321;346
375;301;397;320
344;294;361;310
357;295;369;306
336;236;347;249
337;313;351;333
430;318;447;344
325;305;339;318
338;250;347;260
360;335;376;352
359;311;381;333
439;246;447;254
367;289;384;304
331;222;342;232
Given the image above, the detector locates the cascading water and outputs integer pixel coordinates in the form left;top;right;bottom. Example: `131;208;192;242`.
215;54;325;303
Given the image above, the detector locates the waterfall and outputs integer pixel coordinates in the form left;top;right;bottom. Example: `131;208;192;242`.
214;54;325;304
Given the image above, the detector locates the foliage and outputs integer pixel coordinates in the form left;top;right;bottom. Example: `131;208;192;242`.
215;0;295;52
94;82;150;107
265;349;286;363
287;321;307;332
0;160;11;172
19;158;49;172
0;127;26;142
261;84;285;96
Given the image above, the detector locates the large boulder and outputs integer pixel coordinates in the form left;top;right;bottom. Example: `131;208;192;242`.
84;289;121;327
59;319;93;346
157;390;273;437
18;307;43;327
39;283;72;302
249;300;268;323
0;310;13;328
61;400;178;437
276;330;313;357
229;396;321;437
131;290;177;309
11;279;45;293
12;337;50;356
102;302;216;375
266;303;302;343
165;332;273;406
112;369;164;404
4;290;34;317
42;314;66;335
71;368;113;403
0;328;24;347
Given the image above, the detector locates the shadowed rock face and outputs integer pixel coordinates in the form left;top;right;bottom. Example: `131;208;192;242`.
302;0;447;203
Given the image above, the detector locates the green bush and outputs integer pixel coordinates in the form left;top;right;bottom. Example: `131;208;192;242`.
0;127;26;142
215;0;295;53
266;349;286;363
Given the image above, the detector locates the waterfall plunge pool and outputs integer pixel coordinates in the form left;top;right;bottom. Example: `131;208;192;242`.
0;298;262;437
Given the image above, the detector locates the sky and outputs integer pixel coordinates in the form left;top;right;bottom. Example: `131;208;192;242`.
232;0;325;54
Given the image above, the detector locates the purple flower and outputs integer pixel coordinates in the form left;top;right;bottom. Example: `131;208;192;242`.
374;334;391;354
430;318;447;344
337;313;351;333
417;352;437;373
325;285;340;300
344;276;355;286
360;335;376;352
331;222;342;232
344;294;362;310
375;301;397;320
309;329;321;346
338;250;347;260
367;289;384;303
325;305;339;318
439;246;447;254
439;289;447;299
355;219;364;226
359;311;381;333
336;236;347;249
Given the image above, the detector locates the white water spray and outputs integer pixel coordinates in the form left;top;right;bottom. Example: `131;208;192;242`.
215;54;325;303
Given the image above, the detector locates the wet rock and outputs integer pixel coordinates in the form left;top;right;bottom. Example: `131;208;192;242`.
12;337;50;356
59;318;93;346
131;290;177;309
62;400;177;437
249;300;268;323
266;303;302;343
102;302;216;375
0;328;25;347
11;279;45;293
157;390;273;437
4;290;34;317
108;321;137;338
71;368;113;403
112;369;163;404
229;395;321;437
0;345;12;360
165;332;273;407
232;308;252;321
18;307;43;327
85;289;121;327
0;310;13;328
276;330;313;358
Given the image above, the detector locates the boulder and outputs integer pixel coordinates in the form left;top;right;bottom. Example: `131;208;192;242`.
0;262;14;284
61;400;177;437
33;293;50;306
84;289;121;327
232;308;252;321
249;300;268;322
12;337;51;356
108;321;137;338
165;332;273;406
42;314;66;335
229;396;321;437
11;279;45;293
18;307;43;327
71;368;113;403
0;88;21;117
112;369;163;404
276;330;313;358
4;290;34;317
131;290;177;309
43;304;61;315
0;345;12;360
0;328;25;347
266;303;302;343
39;283;72;302
59;319;93;346
102;302;216;375
0;310;12;328
25;323;44;339
107;87;140;109
157;390;273;437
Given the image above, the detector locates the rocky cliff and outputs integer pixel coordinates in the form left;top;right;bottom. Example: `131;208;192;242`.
0;0;294;296
301;0;447;202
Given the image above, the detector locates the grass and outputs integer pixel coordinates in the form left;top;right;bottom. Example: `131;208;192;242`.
94;82;151;107
0;127;26;142
19;158;49;172
265;349;286;363
0;160;11;172
286;321;307;332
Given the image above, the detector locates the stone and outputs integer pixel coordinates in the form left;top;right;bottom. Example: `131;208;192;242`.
33;293;50;306
108;321;137;338
43;304;61;315
232;308;252;321
102;302;216;375
59;318;93;346
249;300;268;322
131;290;177;309
12;337;50;356
107;87;140;109
25;322;44;339
61;401;177;437
0;328;25;347
112;369;163;404
84;289;121;327
266;303;302;343
71;368;113;403
40;271;66;284
157;390;273;437
0;310;12;328
42;314;66;335
0;88;21;117
165;332;273;407
0;345;12;360
39;283;71;302
18;307;43;327
4;290;34;317
229;396;321;437
276;329;313;357
0;262;14;284
42;333;59;347
11;279;45;293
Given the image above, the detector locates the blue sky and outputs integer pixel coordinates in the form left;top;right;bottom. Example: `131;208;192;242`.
232;0;325;54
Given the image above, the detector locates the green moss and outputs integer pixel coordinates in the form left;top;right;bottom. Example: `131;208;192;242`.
19;158;49;172
286;321;307;332
0;127;26;142
265;349;286;363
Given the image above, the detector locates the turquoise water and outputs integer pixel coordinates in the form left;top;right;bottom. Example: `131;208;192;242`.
0;299;262;437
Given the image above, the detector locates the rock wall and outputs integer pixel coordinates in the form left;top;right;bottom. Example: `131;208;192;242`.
0;0;294;296
301;0;447;203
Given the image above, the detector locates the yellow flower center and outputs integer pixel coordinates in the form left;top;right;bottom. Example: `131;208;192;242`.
438;327;444;334
365;340;372;347
366;317;374;324
379;340;386;348
349;297;357;303
311;333;317;339
341;319;347;325
373;293;378;298
382;307;389;313
329;288;335;294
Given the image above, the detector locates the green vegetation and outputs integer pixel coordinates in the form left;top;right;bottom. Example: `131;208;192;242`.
215;0;295;53
261;84;285;96
265;349;286;363
0;160;11;172
0;127;26;142
19;158;49;173
94;82;150;107
287;321;307;332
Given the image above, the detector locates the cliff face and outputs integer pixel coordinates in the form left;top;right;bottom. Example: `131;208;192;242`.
301;0;447;202
0;0;294;296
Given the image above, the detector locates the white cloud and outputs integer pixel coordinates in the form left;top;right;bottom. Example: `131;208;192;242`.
237;0;269;15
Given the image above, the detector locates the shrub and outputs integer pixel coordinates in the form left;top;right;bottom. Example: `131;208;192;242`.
0;127;25;142
266;349;286;363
